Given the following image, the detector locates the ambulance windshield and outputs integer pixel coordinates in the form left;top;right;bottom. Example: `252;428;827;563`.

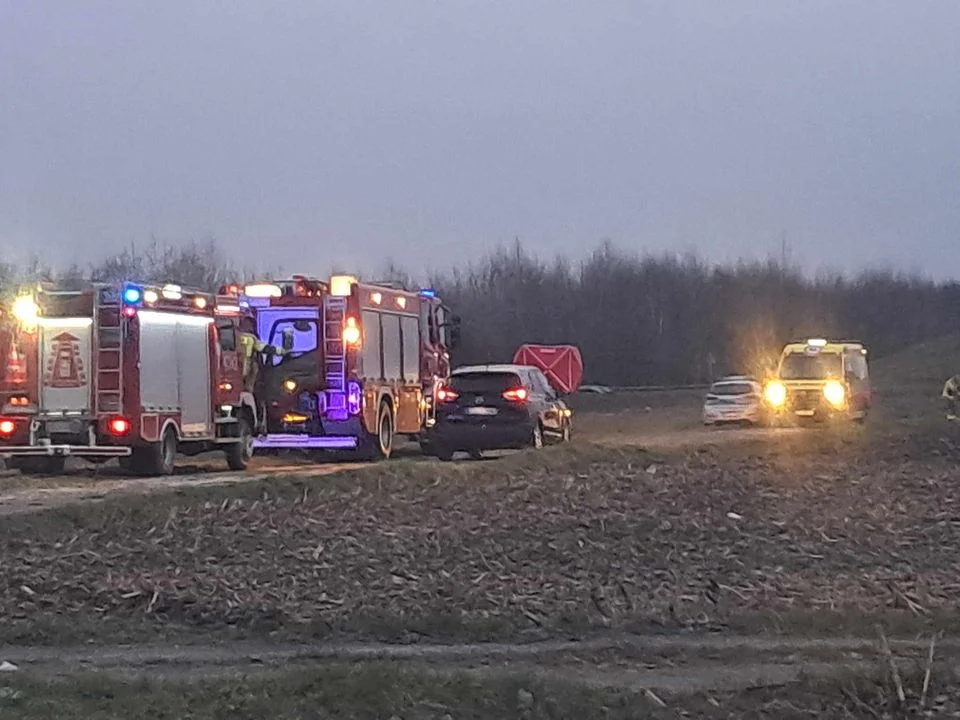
778;352;842;380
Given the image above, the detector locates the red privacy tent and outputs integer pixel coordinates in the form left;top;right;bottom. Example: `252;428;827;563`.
512;344;583;394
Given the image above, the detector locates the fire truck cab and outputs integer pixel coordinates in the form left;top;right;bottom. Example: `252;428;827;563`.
223;275;457;459
0;282;253;475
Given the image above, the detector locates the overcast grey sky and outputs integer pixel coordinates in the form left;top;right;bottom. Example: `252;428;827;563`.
1;1;959;280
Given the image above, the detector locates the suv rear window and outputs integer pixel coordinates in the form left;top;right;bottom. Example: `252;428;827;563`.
450;372;522;393
709;382;754;396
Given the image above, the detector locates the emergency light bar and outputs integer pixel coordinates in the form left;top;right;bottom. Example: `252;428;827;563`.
807;338;828;347
244;283;282;298
122;285;142;304
330;275;357;297
162;284;183;300
419;288;436;298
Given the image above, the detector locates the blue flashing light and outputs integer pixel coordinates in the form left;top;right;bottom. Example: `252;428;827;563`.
122;285;142;304
418;288;436;298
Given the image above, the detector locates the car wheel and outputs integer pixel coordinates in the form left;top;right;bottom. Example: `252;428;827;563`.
468;449;483;460
436;446;455;462
530;424;544;450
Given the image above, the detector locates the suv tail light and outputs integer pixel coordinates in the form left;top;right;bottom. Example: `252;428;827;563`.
436;386;458;403
502;387;528;402
0;419;15;436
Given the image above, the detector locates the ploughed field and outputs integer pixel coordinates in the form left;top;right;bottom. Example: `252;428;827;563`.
3;345;960;718
3;419;960;645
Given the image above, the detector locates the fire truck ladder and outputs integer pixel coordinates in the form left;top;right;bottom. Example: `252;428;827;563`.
94;290;123;416
323;296;347;418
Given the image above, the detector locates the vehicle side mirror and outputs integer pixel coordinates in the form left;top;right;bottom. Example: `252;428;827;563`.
282;328;295;352
448;324;461;349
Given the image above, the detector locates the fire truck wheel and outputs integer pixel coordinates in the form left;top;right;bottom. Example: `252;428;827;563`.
132;427;177;476
225;416;253;471
363;401;394;461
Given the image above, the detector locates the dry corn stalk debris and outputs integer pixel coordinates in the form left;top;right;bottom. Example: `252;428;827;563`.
2;443;959;636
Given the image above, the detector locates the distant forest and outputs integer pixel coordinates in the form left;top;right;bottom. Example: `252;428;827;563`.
3;238;958;385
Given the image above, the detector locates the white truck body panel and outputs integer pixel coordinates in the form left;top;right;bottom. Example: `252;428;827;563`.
38;317;93;415
138;311;213;436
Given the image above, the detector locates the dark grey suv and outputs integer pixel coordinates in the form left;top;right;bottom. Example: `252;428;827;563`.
425;364;572;461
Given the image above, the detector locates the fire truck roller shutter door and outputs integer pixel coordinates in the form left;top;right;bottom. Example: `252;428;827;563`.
382;315;402;382
361;310;383;380
139;311;213;437
396;314;422;434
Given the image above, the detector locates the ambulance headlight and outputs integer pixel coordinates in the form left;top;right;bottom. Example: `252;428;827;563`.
823;380;846;408
764;381;787;408
12;295;40;329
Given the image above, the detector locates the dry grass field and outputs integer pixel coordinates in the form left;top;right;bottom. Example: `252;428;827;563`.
1;337;959;718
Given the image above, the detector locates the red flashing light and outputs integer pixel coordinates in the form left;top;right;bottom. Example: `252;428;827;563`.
0;419;15;435
108;417;131;436
436;386;458;403
122;306;137;318
502;387;528;402
9;396;29;407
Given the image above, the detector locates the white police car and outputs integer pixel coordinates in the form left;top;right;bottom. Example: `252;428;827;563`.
702;376;764;425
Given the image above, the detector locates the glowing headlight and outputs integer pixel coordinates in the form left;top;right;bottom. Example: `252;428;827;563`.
823;380;846;408
283;379;297;393
12;295;40;329
764;381;787;408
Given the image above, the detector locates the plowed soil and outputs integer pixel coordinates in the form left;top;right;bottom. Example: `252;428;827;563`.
3;384;960;718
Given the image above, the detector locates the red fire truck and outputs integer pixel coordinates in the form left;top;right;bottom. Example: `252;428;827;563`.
222;274;458;459
0;281;253;475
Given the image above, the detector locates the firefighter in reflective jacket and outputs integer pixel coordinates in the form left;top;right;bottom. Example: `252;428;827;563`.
944;374;960;421
238;317;287;395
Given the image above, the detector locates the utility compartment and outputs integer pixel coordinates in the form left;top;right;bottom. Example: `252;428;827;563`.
138;310;214;437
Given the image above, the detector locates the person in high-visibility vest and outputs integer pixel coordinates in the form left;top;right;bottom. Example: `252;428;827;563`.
238;317;287;395
943;374;960;420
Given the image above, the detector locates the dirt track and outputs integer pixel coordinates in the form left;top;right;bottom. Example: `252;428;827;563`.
0;632;946;691
0;414;799;518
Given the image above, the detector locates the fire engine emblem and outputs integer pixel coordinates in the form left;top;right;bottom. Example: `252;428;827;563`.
44;332;87;389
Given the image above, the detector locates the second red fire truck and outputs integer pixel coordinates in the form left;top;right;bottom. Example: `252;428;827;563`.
222;274;458;459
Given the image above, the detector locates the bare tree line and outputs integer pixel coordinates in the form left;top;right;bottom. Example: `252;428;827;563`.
3;238;958;385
